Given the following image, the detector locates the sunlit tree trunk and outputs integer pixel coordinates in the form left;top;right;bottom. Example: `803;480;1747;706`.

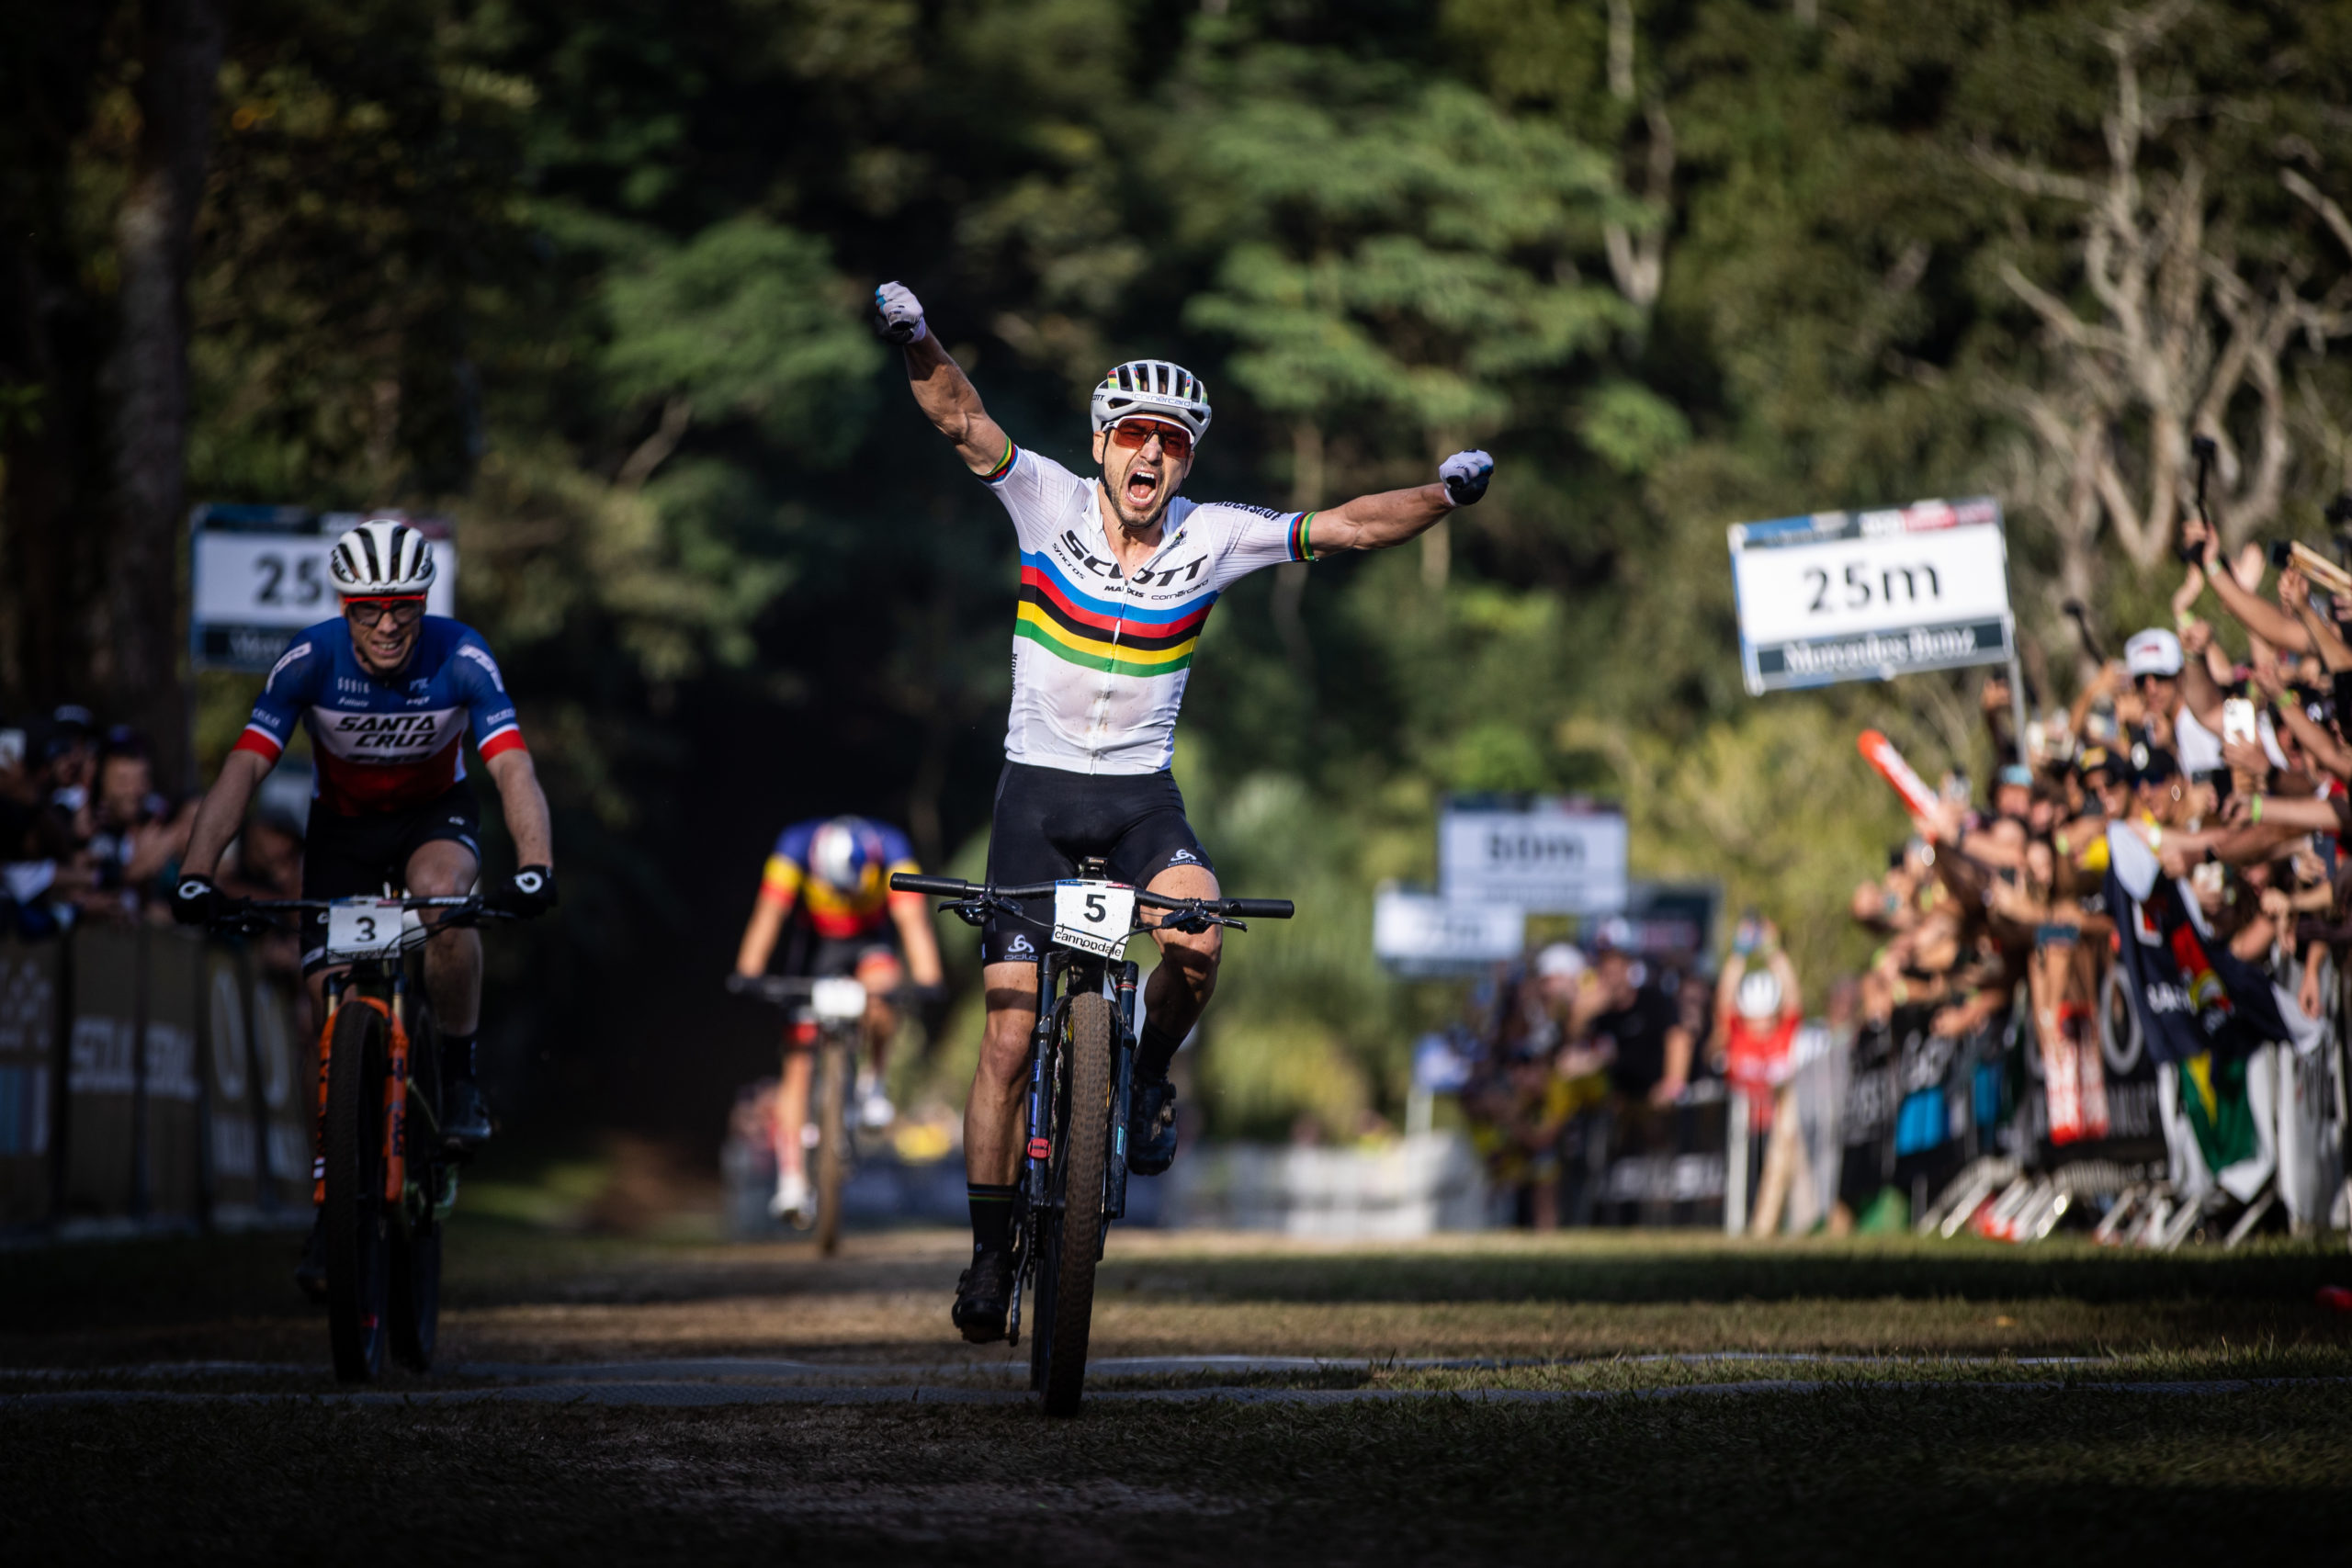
104;0;221;788
1980;5;2352;577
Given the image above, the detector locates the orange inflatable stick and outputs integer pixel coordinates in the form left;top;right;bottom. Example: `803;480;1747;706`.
1858;728;1941;819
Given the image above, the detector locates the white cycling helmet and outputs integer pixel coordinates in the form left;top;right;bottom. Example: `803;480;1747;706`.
1736;968;1784;1021
808;817;883;895
328;518;436;597
1090;359;1212;442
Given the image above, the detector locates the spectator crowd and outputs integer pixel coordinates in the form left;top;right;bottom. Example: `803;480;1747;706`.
1455;509;2352;1243
2;707;304;974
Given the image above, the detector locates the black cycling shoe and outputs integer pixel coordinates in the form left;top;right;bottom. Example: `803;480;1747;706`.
442;1079;494;1146
1128;1077;1179;1176
294;1214;328;1304
952;1247;1016;1343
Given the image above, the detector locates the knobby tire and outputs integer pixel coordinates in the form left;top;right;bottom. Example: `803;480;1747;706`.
324;1002;391;1382
1040;991;1113;1416
816;1034;848;1257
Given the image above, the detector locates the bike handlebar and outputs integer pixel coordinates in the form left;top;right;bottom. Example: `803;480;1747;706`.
209;893;524;939
726;973;941;1006
887;872;1293;919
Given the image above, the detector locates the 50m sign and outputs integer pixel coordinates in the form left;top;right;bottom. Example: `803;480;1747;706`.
1727;498;2015;695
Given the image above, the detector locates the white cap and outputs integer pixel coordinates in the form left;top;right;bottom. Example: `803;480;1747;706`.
2124;627;2184;678
1533;942;1586;980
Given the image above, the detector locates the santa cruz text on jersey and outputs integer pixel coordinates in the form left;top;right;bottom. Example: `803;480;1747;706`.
235;616;525;814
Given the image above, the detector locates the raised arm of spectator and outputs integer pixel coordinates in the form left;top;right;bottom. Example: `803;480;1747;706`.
2192;523;2312;654
2257;662;2352;779
2069;660;2127;739
2176;620;2228;733
2278;568;2352;672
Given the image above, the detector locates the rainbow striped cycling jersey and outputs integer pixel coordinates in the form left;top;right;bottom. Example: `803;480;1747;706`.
983;442;1313;774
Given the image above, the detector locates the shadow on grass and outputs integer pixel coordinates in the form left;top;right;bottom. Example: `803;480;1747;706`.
1094;1238;2352;1306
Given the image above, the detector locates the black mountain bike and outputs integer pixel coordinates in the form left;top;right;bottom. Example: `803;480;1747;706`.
215;893;520;1382
890;863;1293;1416
726;972;876;1255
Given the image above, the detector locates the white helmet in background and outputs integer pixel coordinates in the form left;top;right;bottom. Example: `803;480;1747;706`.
1090;360;1213;441
328;518;436;597
1736;968;1784;1021
808;817;883;895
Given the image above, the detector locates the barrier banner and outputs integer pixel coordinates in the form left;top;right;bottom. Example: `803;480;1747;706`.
0;942;61;1225
249;973;312;1212
141;931;203;1220
202;948;264;1218
65;925;141;1216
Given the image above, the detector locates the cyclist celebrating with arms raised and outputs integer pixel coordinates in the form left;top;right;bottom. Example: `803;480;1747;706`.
171;520;556;1294
875;280;1493;1340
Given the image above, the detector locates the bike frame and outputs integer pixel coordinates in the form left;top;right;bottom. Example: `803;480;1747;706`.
246;893;495;1231
889;866;1292;1357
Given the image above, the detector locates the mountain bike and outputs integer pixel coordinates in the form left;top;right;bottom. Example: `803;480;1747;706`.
727;972;875;1256
890;863;1293;1416
214;893;519;1382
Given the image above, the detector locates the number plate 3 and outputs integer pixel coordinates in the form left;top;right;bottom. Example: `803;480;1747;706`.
1052;880;1136;959
324;898;405;962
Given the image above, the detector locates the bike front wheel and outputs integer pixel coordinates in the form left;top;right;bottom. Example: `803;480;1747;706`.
1038;991;1113;1416
816;1033;849;1258
323;1000;392;1382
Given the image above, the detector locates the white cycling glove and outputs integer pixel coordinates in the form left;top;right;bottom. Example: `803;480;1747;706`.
1439;449;1494;507
874;280;928;345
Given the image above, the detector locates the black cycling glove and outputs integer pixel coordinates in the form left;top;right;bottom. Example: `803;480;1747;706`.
489;864;558;919
170;873;219;928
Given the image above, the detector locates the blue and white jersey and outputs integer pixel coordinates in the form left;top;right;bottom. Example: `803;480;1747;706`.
234;617;526;815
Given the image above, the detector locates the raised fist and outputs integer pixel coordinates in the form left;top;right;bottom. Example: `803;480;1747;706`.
874;280;927;345
1438;449;1494;507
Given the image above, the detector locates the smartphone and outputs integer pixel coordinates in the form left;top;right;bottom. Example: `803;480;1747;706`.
2222;697;2258;746
0;728;22;771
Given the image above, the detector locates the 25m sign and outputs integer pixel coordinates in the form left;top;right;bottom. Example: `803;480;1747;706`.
1727;498;2015;695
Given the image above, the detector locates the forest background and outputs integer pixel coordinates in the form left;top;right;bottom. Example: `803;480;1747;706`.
7;0;2352;1144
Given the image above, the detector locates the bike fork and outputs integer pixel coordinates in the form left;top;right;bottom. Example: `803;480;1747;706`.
311;973;345;1207
1106;960;1139;1220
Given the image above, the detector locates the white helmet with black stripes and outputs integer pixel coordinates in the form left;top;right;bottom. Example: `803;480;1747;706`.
328;518;436;597
1090;360;1213;442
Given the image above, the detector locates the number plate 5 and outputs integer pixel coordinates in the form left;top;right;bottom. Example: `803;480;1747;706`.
1052;880;1136;959
324;897;405;962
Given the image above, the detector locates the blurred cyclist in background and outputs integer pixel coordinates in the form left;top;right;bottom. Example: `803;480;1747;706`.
734;815;944;1224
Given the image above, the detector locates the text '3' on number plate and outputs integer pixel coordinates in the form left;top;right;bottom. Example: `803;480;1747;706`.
1052;880;1136;959
325;898;405;962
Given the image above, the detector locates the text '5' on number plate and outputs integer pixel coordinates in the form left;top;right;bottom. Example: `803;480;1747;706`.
1052;880;1136;959
325;898;405;962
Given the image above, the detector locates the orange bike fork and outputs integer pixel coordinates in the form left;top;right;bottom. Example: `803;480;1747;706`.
311;994;409;1209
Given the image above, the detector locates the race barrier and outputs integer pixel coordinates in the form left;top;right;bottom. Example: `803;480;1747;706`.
0;929;314;1237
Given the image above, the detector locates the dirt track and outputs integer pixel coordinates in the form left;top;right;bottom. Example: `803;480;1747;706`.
6;1227;2352;1562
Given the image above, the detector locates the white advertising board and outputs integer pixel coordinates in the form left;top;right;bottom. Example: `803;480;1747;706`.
1438;798;1628;916
1373;888;1526;977
190;506;456;671
1727;497;2013;694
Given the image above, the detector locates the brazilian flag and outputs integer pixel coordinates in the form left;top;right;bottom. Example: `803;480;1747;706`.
2178;1052;2256;1175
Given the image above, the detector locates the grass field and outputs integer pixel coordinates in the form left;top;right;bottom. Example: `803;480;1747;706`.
5;1213;2351;1562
